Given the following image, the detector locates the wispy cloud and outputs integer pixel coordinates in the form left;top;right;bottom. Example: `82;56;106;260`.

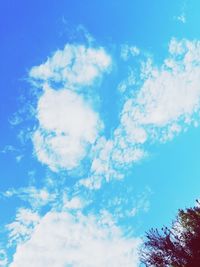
3;186;56;209
6;208;40;247
176;13;186;24
120;44;140;61
174;0;187;24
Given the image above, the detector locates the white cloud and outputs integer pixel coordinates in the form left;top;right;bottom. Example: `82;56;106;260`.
30;43;111;172
113;38;200;172
62;194;84;210
121;44;140;61
79;134;145;189
29;44;111;88
28;38;200;189
8;31;200;267
89;137;114;180
7;208;40;247
119;38;200;146
80;38;200;188
8;37;200;266
118;70;136;93
4;186;56;209
79;137;123;189
10;211;141;267
115;38;200;168
33;87;103;171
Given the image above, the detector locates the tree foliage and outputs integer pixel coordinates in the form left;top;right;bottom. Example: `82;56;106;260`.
141;201;200;266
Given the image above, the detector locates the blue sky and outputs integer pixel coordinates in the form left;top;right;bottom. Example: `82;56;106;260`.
1;0;200;266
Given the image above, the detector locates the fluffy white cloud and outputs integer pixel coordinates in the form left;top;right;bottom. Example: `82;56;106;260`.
114;38;200;168
10;211;141;267
29;38;200;188
30;43;111;172
33;87;103;171
9;38;200;267
80;38;200;188
29;44;111;88
114;38;200;170
62;194;84;210
119;38;200;144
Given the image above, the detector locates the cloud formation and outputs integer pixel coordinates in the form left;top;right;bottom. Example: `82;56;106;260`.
30;44;111;88
33;87;103;171
29;38;200;188
80;38;200;188
30;44;111;171
120;44;140;61
7;37;200;266
120;38;200;144
10;211;141;267
7;208;40;247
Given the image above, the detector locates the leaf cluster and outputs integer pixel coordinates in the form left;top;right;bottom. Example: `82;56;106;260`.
141;201;200;267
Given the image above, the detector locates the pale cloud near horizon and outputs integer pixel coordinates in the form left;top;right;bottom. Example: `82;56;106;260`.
10;211;141;267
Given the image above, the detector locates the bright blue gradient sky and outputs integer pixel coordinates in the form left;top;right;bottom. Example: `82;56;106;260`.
1;0;200;266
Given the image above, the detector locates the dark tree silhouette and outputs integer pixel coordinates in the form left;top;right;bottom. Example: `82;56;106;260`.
141;201;200;267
